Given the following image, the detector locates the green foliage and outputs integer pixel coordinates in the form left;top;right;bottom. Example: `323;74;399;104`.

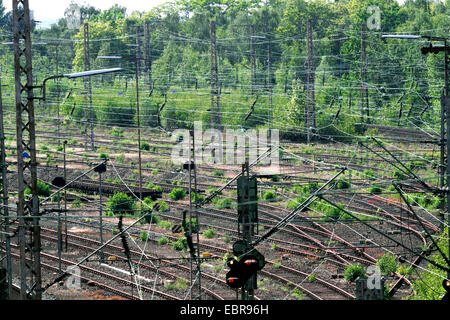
202;228;216;239
191;192;205;203
392;169;406;180
407;227;448;300
290;288;305;300
172;237;188;252
169;188;186;200
25;181;51;197
183;217;198;232
262;190;277;202
99;152;109;160
164;277;189;291
106;192;135;216
336;179;350;190
111;128;124;137
142;197;160;224
376;253;398;275
315;201;345;222
369;186;383;194
158;219;172;230
212;169;224;177
363;169;376;180
153;200;169;212
158;236;168;245
140;230;148;242
71;198;82;208
215;197;233;209
140;142;151;151
344;263;366;283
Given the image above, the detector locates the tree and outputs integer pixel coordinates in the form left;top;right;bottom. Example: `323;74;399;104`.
0;0;11;29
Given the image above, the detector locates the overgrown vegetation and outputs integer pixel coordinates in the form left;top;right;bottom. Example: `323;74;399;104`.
168;188;186;201
106;192;135;216
407;227;448;300
344;263;366;282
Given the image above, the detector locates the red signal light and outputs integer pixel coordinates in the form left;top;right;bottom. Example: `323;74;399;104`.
244;259;257;266
228;277;239;283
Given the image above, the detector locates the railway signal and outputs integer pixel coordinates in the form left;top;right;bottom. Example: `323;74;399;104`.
225;252;265;289
226;257;243;289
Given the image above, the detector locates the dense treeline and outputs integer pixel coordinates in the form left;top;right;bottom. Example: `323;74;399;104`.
0;0;448;140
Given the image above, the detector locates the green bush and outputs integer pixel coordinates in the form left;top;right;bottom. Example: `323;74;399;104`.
106;192;135;216
158;236;168;245
140;142;150;151
158;219;172;230
336;179;350;189
216;197;233;209
142;197;160;223
344;263;366;282
262;190;277;202
407;227;448;300
363;169;376;180
25;180;51;197
153;200;169;212
317;201;344;221
307;273;316;282
169;188;186;200
203;228;216;239
71;198;81;208
111;128;124;137
183;218;198;232
213;169;224;177
191;192;205;203
172;237;188;252
369;186;382;194
140;230;148;241
99;152;109;160
376;253;397;275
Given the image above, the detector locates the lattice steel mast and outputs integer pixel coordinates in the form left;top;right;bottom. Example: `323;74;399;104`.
13;0;42;300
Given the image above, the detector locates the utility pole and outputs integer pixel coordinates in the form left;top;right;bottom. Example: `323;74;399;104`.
361;24;369;124
210;20;221;130
54;44;61;148
13;0;42;300
250;24;256;95
0;76;12;299
136;26;143;203
84;23;94;151
186;130;202;300
63;140;68;251
305;19;316;143
442;39;450;281
267;38;272;131
144;21;152;94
